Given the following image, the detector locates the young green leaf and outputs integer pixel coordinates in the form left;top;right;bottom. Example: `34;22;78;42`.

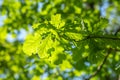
50;14;65;29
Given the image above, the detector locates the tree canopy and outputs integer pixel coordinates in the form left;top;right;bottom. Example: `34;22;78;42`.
0;0;120;80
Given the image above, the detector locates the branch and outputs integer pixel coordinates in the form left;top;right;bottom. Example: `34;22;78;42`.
69;35;120;43
85;48;112;80
83;35;120;41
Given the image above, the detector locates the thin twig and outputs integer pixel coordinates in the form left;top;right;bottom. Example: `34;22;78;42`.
56;67;65;80
85;48;112;80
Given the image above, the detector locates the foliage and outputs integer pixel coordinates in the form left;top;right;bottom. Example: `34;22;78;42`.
0;0;120;80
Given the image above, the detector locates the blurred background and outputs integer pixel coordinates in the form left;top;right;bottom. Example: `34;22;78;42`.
0;0;120;80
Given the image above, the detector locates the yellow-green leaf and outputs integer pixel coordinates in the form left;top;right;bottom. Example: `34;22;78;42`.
50;14;65;29
23;34;41;56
